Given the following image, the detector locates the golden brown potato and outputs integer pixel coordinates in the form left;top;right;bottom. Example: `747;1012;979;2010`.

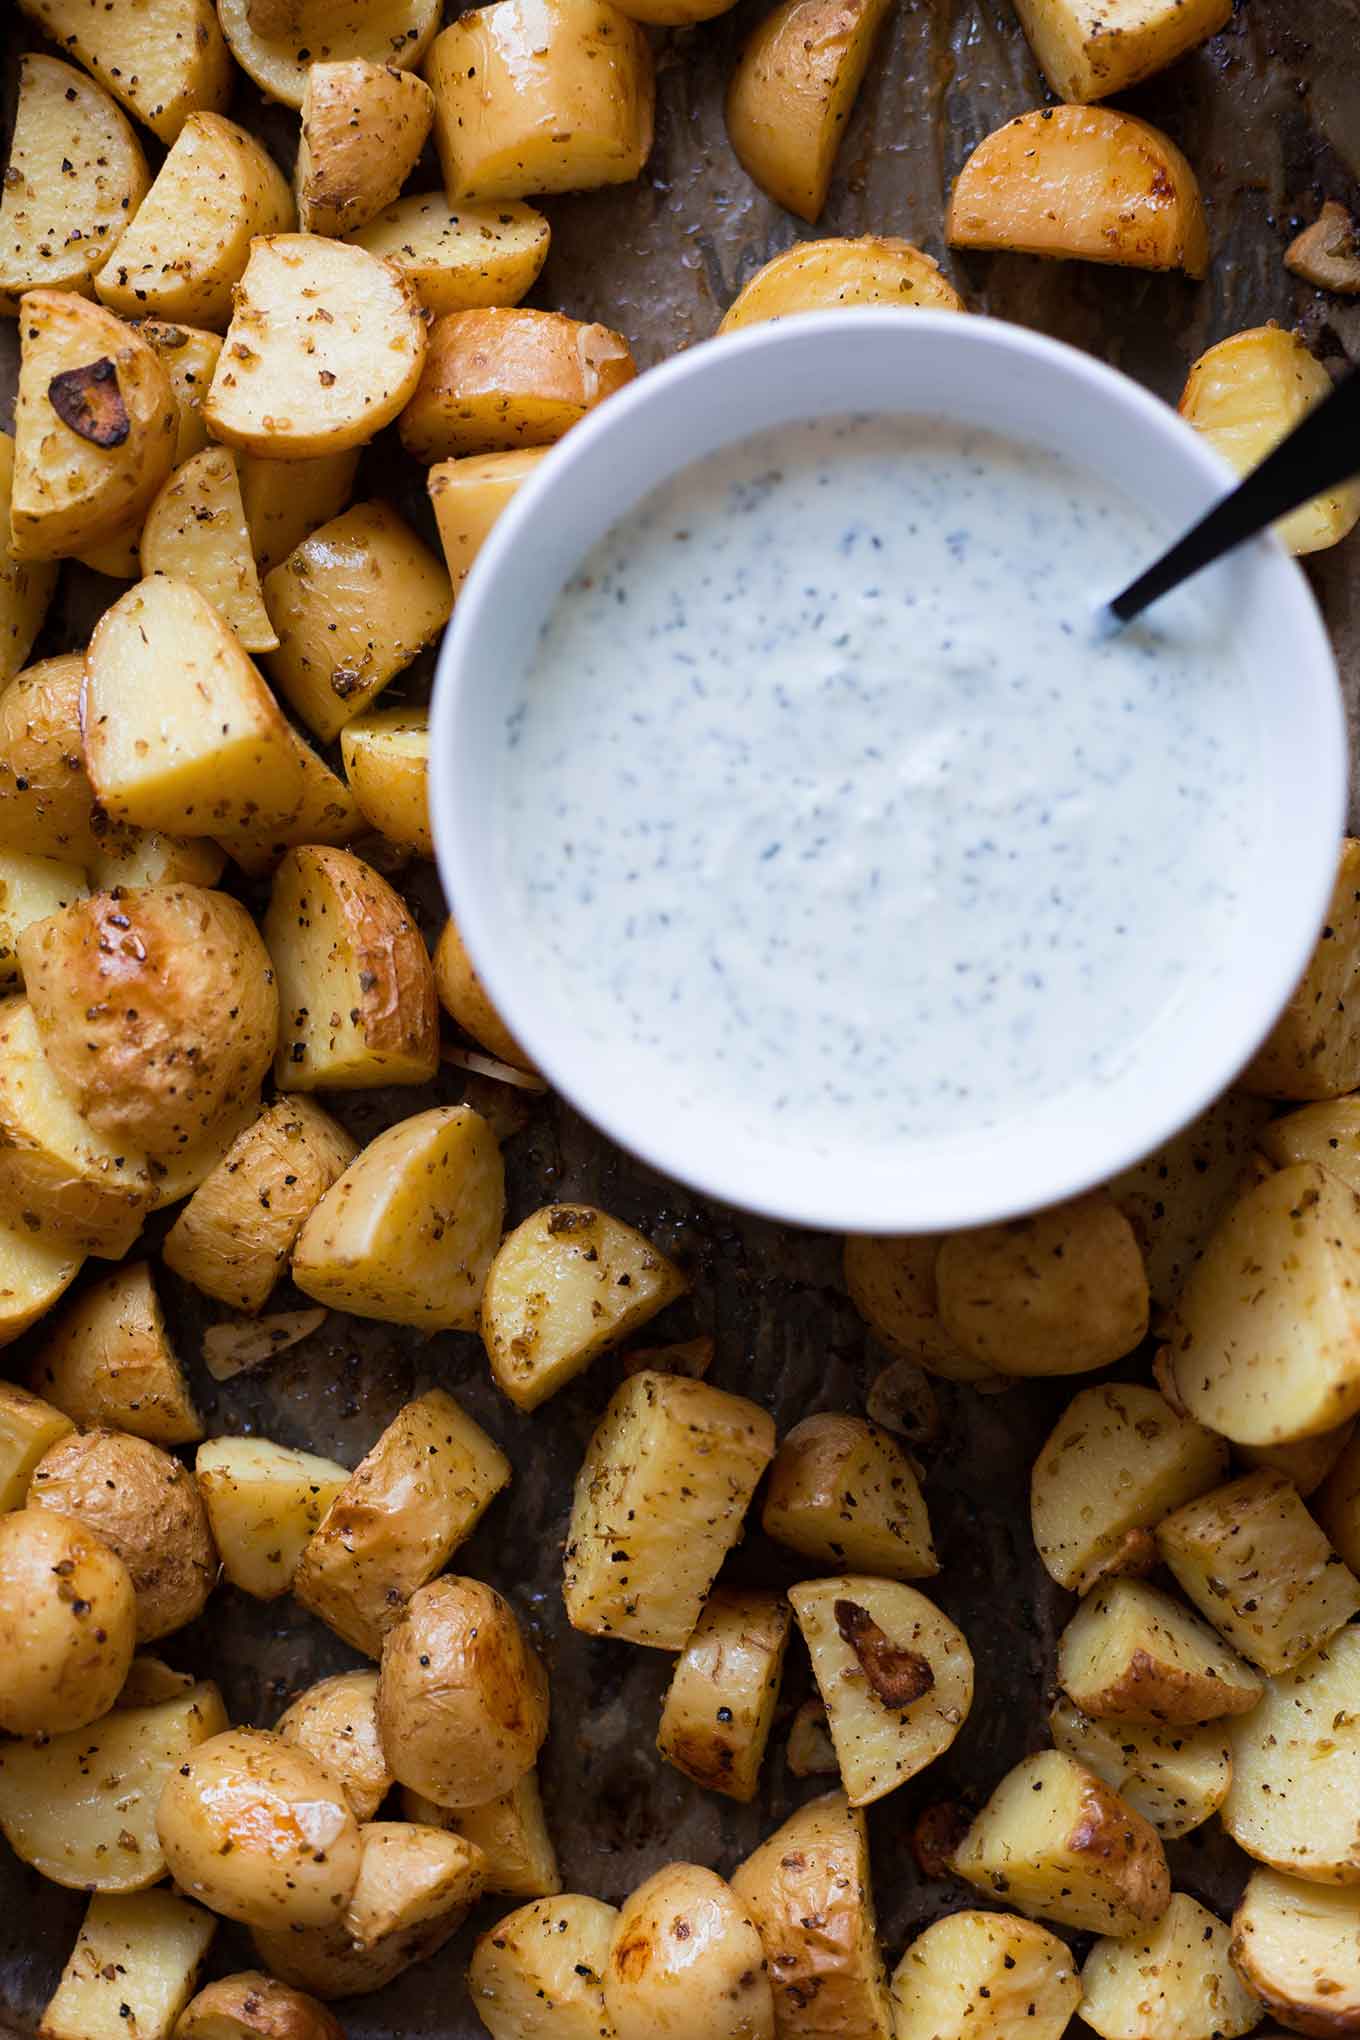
0;55;150;313
1049;1698;1231;1840
10;291;177;561
400;307;637;461
0;850;86;989
1223;1625;1360;1885
38;1890;217;2040
657;1589;790;1803
726;0;893;222
1180;327;1360;555
16;0;231;143
377;1575;550;1807
18;887;277;1158
29;1427;217;1643
200;1308;327;1381
1080;1892;1261;2040
262;501;452;741
1231;1868;1360;2040
116;1656;196;1707
157;1728;362;1930
425;0;654;203
1261;1094;1360;1197
139;448;276;651
195;1436;350;1601
218;0;442;111
0;653;105;861
0;1679;227;1892
428;449;549;607
1010;0;1230;102
297;62;434;238
177;1972;346;2040
564;1370;776;1649
1056;1577;1263;1724
292;1389;511;1656
264;844;439;1089
954;1750;1171;1936
352;196;551;317
403;1769;560;1899
1239;1420;1357;1498
205;236;427;460
434;914;535;1068
0;1220;83;1349
163;1099;357;1312
947;106;1209;276
1241;839;1360;1096
128;321;225;466
731;1791;895;2040
275;1671;393;1822
763;1414;936;1579
0;437;58;683
604;1863;774;2040
0;1380;72;1510
340;709;432;856
890;1911;1081;2040
0;1505;136;1735
720;238;965;331
238;448;360;576
842;1233;998;1382
29;1260;202;1445
469;1894;617;2038
785;1695;839;1779
91;831;228;899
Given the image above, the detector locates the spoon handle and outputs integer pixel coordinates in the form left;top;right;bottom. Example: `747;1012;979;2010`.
1110;363;1360;623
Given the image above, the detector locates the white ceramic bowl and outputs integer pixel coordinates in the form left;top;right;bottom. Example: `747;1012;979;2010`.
430;311;1346;1232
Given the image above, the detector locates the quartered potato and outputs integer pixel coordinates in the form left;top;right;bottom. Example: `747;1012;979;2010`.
30;1260;202;1445
15;0;231;142
276;1672;393;1823
720;237;965;330
129;321;225;465
726;0;894;222
1048;1698;1232;1840
1055;1577;1263;1724
0;652;108;863
0;1222;83;1350
1221;1626;1360;1884
1080;1892;1261;2040
0;55;150;313
400;307;637;460
0;1380;72;1510
469;1893;617;2039
178;1973;346;2040
891;1911;1081;2040
0;436;58;682
195;1436;351;1601
428;447;550;592
1262;1093;1360;1197
657;1590;791;1803
91;834;229;900
1239;1419;1357;1498
842;1232;998;1382
425;0;655;202
139;448;276;650
1231;1867;1360;2039
218;0;443;110
1011;0;1230;103
352;195;551;316
1318;1426;1360;1572
434;915;536;1069
37;1891;217;2040
406;1768;560;1899
0;850;86;989
604;1863;775;2040
297;62;434;237
1241;838;1360;1099
0;1506;136;1735
947;106;1209;276
763;1413;936;1578
238;449;359;576
341;709;432;856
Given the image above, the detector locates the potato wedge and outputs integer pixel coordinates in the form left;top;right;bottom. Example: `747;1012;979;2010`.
890;1910;1081;2040
15;0;231;143
604;1863;774;2040
947;106;1209;276
128;321;224;466
482;1203;686;1409
1241;839;1360;1097
0;653;110;863
275;1671;392;1822
0;1680;226;1893
1286;201;1360;294
0;1506;136;1735
38;1891;216;2040
1180;327;1360;556
90;832;227;896
238;448;360;576
1317;1427;1360;1573
200;1307;326;1382
1107;1089;1276;1315
218;0;442;111
1056;1577;1263;1723
403;1769;560;1899
139;448;275;650
1031;1383;1228;1593
469;1894;617;2039
205;236;427;459
657;1589;790;1803
0;55;149;314
264;844;440;1089
0;850;86;988
340;708;432;856
0;436;58;683
1231;1868;1360;2039
954;1749;1171;1935
178;1973;345;2040
0;1381;72;1510
842;1232;997;1382
29;1260;202;1444
731;1791;894;2040
425;0;654;203
10;291;177;561
0;1222;83;1349
1239;1420;1357;1497
763;1413;936;1578
94;115;293;331
726;0;893;222
428;446;549;595
1049;1697;1231;1840
434;914;535;1068
352;195;551;317
1080;1892;1261;2040
1164;1162;1360;1444
195;1436;350;1601
292;1388;511;1655
400;306;636;461
1222;1626;1360;1884
720;237;965;331
297;62;434;238
1011;0;1230;103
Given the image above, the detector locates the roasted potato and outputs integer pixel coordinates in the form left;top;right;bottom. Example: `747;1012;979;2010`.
0;652;106;861
1318;1427;1360;1573
164;1099;357;1312
1056;1577;1263;1724
954;1750;1171;1936
139;448;276;650
275;1671;393;1822
604;1862;774;2040
201;1307;328;1381
400;307;637;461
720;237;965;331
1080;1891;1261;2040
1049;1697;1231;1841
842;1232;998;1382
1164;1162;1360;1444
763;1414;936;1579
157;1727;362;1929
657;1589;791;1803
0;1219;83;1349
563;1370;775;1648
425;0;654;203
469;1893;617;2038
1010;0;1230;102
947;106;1209;276
731;1791;894;2039
353;196;551;317
890;1910;1081;2040
726;0;893;222
1221;1625;1360;1884
403;1768;560;1899
292;1389;511;1656
1286;200;1360;293
0;1505;135;1734
29;1426;216;1642
340;708;432;856
0;54;150;313
1261;1094;1360;1197
1231;1867;1360;2039
116;1656;197;1708
205;236;427;460
218;0;442;110
10;291;177;561
195;1436;350;1600
482;1203;686;1409
37;1890;216;2040
15;0;231;143
0;849;86;988
1107;1088;1276;1314
1239;1420;1357;1498
262;501;452;741
0;1679;226;1892
0;1380;72;1510
264;845;439;1089
1179;327;1360;555
297;62;434;238
91;832;228;898
0;436;58;681
238;448;360;576
434;915;536;1069
177;1972;346;2040
1240;839;1360;1098
129;320;225;465
29;1260;202;1444
377;1575;550;1807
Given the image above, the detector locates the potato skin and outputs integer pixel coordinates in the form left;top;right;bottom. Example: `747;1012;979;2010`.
177;1970;347;2040
1243;839;1360;1095
605;1862;774;2040
28;1260;204;1446
0;1506;136;1735
275;1672;393;1822
297;61;434;238
0;654;110;866
434;915;535;1070
725;0;894;222
469;1893;617;2036
720;238;965;330
399;308;637;461
18;888;279;1158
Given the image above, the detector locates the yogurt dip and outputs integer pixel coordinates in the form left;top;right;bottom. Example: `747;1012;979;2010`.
494;413;1261;1156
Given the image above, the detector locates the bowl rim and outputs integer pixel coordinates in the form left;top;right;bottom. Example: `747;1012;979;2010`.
429;308;1346;1232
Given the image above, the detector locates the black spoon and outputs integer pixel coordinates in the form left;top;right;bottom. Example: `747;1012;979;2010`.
1108;362;1360;625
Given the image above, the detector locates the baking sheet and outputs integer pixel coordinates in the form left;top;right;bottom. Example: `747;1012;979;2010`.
2;0;1359;2028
